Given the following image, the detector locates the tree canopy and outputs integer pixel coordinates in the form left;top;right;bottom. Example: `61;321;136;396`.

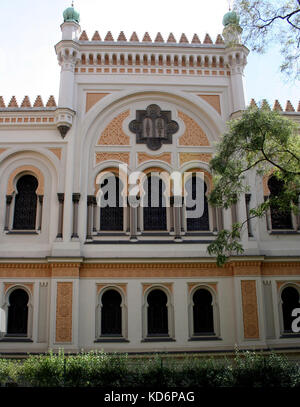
233;0;300;80
207;106;300;265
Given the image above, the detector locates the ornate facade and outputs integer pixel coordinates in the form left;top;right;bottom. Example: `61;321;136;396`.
0;6;299;355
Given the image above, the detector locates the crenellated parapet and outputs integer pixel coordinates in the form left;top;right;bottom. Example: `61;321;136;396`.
249;98;300;114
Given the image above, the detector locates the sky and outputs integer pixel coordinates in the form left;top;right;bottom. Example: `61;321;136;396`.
0;0;298;109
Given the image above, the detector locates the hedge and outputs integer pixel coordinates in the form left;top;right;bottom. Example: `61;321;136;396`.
0;350;299;387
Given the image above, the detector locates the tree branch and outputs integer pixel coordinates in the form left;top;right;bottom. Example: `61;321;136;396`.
256;9;300;30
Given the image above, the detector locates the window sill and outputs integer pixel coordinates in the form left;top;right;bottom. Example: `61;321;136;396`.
269;230;299;235
189;336;222;341
96;232;126;236
185;232;214;236
280;333;300;338
142;337;176;342
5;230;39;235
94;338;129;343
0;337;33;342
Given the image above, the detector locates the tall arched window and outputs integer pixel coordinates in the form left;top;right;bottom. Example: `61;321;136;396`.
99;176;124;231
13;175;38;230
281;286;300;333
268;176;293;230
192;288;214;335
143;175;167;231
147;289;168;336
101;289;122;336
186;174;210;231
7;289;29;336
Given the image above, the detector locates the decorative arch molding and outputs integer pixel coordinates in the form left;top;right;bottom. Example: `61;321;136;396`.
187;282;220;338
0;149;61;192
137;152;172;165
179;153;213;166
95;283;128;340
7;165;45;195
2;284;34;339
93;165;129;196
77;89;224;193
277;282;300;336
142;283;175;340
4;282;34;296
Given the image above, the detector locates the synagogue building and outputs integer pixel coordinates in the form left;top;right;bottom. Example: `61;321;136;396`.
0;5;299;355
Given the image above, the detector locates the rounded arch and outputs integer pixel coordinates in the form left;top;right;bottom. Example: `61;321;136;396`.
143;285;173;337
0;151;60;241
188;284;219;337
94;165;129;196
77;90;224;238
279;283;300;333
181;165;213;194
5;285;32;337
7;165;44;195
96;285;128;338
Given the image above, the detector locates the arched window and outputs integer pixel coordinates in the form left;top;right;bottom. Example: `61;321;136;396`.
7;289;29;336
192;288;214;335
281;286;300;333
147;289;168;336
268;176;293;230
186;174;210;231
101;289;122;336
13;175;38;230
143;175;167;231
99;176;124;231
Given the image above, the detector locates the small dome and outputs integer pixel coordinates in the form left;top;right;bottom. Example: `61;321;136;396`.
63;5;80;24
222;10;240;26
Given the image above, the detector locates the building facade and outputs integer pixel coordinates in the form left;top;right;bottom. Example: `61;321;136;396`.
0;6;299;355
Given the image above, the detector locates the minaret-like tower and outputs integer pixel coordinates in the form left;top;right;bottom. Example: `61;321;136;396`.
55;4;81;137
222;10;249;115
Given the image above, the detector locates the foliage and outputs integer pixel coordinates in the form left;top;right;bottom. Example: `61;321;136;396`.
207;106;300;266
233;350;300;387
233;0;300;79
0;350;299;387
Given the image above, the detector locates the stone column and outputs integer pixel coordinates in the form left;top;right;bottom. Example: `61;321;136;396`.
217;208;224;231
264;195;271;231
169;197;174;233
37;195;44;231
130;206;138;241
92;196;97;233
245;194;253;237
231;203;238;224
71;193;80;239
212;206;218;233
4;195;12;231
56;193;64;238
173;195;182;239
86;195;94;240
180;198;185;232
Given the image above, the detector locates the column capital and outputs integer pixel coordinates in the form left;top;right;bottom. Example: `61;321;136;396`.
72;193;81;203
57;193;65;203
6;195;13;205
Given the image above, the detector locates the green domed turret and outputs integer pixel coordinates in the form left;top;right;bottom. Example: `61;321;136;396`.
222;10;240;26
63;5;80;24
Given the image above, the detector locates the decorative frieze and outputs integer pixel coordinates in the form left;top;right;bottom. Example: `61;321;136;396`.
55;282;73;343
97;110;130;145
178;111;210;146
241;280;260;339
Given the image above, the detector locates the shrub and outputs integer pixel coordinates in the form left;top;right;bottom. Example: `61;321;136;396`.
233;350;300;387
0;350;299;387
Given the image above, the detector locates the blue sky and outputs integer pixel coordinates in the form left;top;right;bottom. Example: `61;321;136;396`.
0;0;298;110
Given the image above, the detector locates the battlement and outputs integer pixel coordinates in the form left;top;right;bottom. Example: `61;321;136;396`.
77;31;225;47
0;95;57;110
